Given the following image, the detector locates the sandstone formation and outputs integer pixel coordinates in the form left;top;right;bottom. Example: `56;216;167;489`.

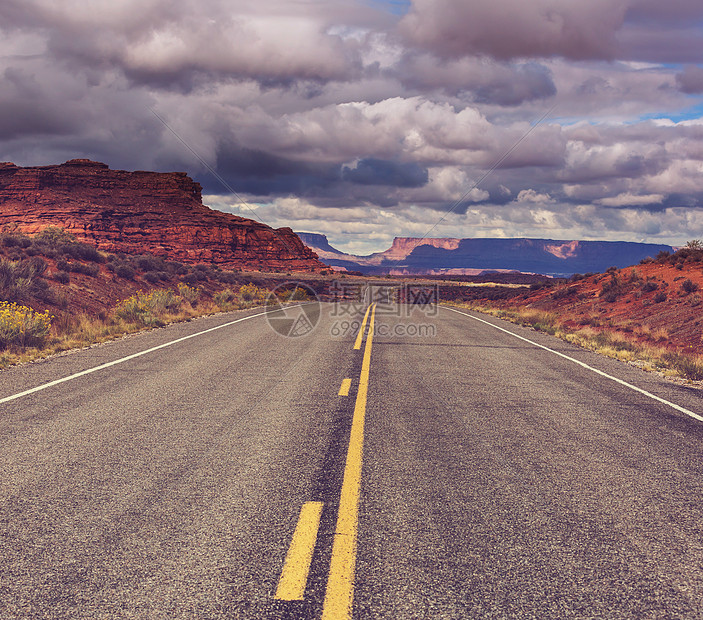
0;159;325;272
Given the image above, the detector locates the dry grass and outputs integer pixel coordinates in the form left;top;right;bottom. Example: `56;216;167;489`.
447;301;703;382
0;283;275;370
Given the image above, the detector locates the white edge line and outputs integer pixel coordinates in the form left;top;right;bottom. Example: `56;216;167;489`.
0;306;301;405
443;306;703;423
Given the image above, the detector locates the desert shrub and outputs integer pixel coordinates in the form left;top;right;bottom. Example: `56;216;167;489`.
627;269;642;283
68;262;100;277
114;263;136;280
25;256;47;277
681;279;699;294
282;286;312;302
238;283;267;304
1;232;31;248
144;271;161;283
56;258;70;272
690;294;701;307
150;270;170;282
114;289;181;325
592;331;636;352
654;291;667;303
641;280;659;293
34;226;76;246
599;273;623;302
655;250;671;262
177;282;201;306
215;270;240;284
675;262;684;270
529;282;548;290
0;257;51;301
61;241;103;263
30;278;51;300
146;288;179;313
552;286;576;300
180;273;199;286
54;271;70;284
135;255;167;272
114;296;148;324
662;352;703;381
0;301;52;349
166;260;189;275
671;243;703;264
214;288;237;309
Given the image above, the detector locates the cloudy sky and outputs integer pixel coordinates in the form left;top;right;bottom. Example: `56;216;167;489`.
2;0;703;253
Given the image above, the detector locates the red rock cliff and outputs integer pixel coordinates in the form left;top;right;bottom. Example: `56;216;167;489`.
0;159;325;272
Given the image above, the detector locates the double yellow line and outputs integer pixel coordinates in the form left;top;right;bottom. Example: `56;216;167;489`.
275;303;377;618
322;302;376;618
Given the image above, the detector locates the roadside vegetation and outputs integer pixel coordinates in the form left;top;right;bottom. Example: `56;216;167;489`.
451;307;703;383
0;225;313;370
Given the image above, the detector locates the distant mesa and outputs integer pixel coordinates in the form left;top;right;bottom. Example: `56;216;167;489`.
0;160;325;272
296;233;675;277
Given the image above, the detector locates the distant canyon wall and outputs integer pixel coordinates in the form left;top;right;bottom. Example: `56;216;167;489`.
297;233;675;276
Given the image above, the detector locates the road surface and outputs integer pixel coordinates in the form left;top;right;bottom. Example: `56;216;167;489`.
2;298;703;618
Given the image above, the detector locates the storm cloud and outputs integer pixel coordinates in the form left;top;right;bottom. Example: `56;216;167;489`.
1;0;703;254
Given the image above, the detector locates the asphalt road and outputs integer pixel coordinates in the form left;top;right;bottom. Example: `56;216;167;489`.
3;297;703;619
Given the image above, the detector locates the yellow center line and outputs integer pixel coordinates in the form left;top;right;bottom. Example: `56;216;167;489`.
323;303;376;619
353;304;373;350
274;501;325;601
338;378;352;396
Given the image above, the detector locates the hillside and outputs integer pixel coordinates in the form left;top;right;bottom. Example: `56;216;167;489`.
0;226;343;369
456;246;703;377
0;160;325;272
297;233;674;276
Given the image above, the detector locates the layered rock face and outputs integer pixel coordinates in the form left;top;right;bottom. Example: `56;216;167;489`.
0;159;324;271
